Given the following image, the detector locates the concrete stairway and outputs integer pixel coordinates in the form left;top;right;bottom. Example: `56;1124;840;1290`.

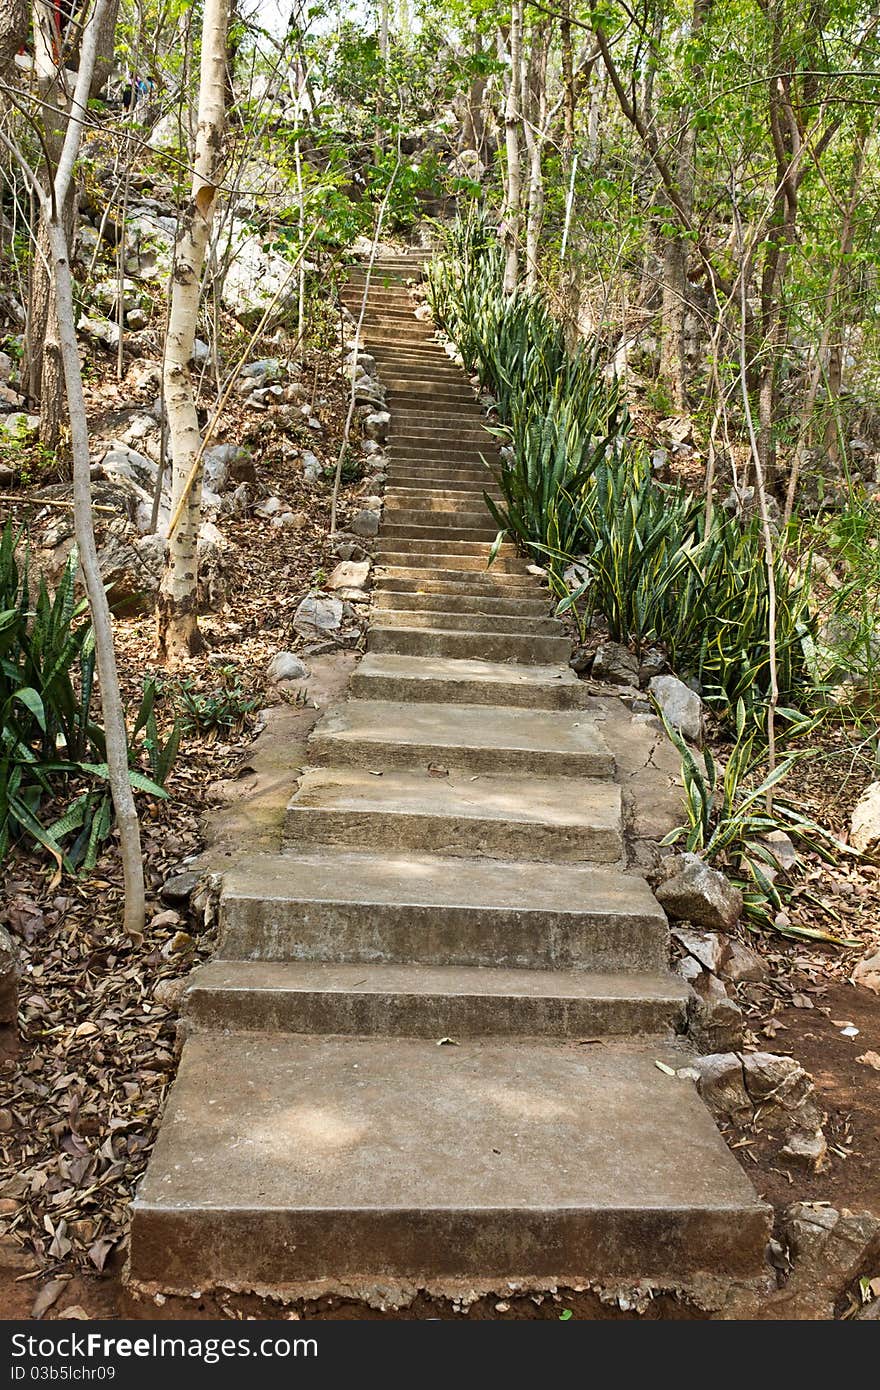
129;255;769;1299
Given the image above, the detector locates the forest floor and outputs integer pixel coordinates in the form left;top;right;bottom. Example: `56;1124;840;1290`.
2;311;880;1322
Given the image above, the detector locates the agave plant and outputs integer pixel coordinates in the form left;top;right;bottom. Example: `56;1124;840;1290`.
660;703;855;943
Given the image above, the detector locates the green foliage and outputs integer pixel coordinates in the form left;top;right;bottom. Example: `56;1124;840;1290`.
0;523;175;873
429;217;816;722
661;703;854;943
169;665;260;736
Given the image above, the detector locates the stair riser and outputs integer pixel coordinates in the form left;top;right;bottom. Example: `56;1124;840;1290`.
309;730;610;778
367;628;570;664
129;1205;769;1291
377;557;527;574
283;806;622;865
351;669;586;709
375;573;539;593
372;611;561;635
375;540;512;556
185;986;681;1039
218;897;669;972
381;525;498;542
372;592;550;617
382;510;493;529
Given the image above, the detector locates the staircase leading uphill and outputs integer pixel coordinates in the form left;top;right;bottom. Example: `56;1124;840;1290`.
129;256;770;1300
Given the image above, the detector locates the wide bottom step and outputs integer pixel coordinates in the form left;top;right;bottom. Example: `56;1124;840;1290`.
129;1033;770;1293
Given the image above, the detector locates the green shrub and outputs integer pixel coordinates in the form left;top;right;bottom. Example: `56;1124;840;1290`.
0;522;175;873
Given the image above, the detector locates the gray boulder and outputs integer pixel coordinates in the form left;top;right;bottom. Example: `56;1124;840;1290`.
649;673;703;743
351;508;380;538
591;641;639;685
327;559;371;592
266;651;309;683
293;594;343;639
656;852;743;930
363;410;391;442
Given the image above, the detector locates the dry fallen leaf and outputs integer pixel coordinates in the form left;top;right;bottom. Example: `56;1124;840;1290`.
31;1278;70;1320
856;1051;880;1071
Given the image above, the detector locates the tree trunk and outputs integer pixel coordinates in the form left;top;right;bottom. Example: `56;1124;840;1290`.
42;0;146;939
156;0;231;665
522;25;548;293
502;0;523;294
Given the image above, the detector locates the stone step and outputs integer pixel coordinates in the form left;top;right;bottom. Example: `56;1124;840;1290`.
373;608;561;636
218;850;666;970
284;766;622;863
381;522;498;542
375;572;538;595
129;1033;770;1292
382;509;494;531
375;538;513;557
384;478;501;496
384;491;502;510
368;624;570;665
390;424;492;440
389;445;499;463
351;653;586;709
373;590;551;618
387;465;497;482
184;961;688;1038
377;558;526;579
309;699;611;777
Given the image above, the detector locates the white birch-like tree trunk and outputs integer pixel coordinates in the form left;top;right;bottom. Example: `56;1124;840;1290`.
15;0;147;939
156;0;231;663
502;0;523;294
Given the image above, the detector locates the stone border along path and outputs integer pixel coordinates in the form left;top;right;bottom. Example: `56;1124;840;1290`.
129;255;770;1305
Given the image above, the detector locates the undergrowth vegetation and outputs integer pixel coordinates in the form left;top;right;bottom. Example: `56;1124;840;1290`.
426;216;816;730
0;524;176;875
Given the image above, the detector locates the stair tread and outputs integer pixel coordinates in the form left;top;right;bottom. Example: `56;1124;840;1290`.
187;959;688;1007
311;698;608;764
355;651;582;689
222;848;659;918
132;1034;767;1251
288;765;620;831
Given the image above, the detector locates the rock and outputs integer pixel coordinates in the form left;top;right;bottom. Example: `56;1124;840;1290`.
363;410;391;442
680;1052;751;1120
0;350;14;383
671;924;726;973
346;350;377;376
688;971;743;1051
741;1052;822;1132
351;508;380;538
361;438;384;457
655;852;743;930
266;651;309;683
780;1128;828;1170
850;781;880;852
78;315;120;351
327;559;371;591
589;639;639;683
255;495;284;518
761;829;798;872
852;948;880;997
153;976;188;1010
773;1203;880;1319
638;646;667;684
219;226;299;327
204;443;251;493
721;938;767;984
569;649;593;675
160;871;201;904
301;451;323;482
649;673;703;743
99;527;166;609
126;307;148;332
99;443;158;496
0;925;18;1025
292;594;344;639
241;357;283;384
0;411;39;441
